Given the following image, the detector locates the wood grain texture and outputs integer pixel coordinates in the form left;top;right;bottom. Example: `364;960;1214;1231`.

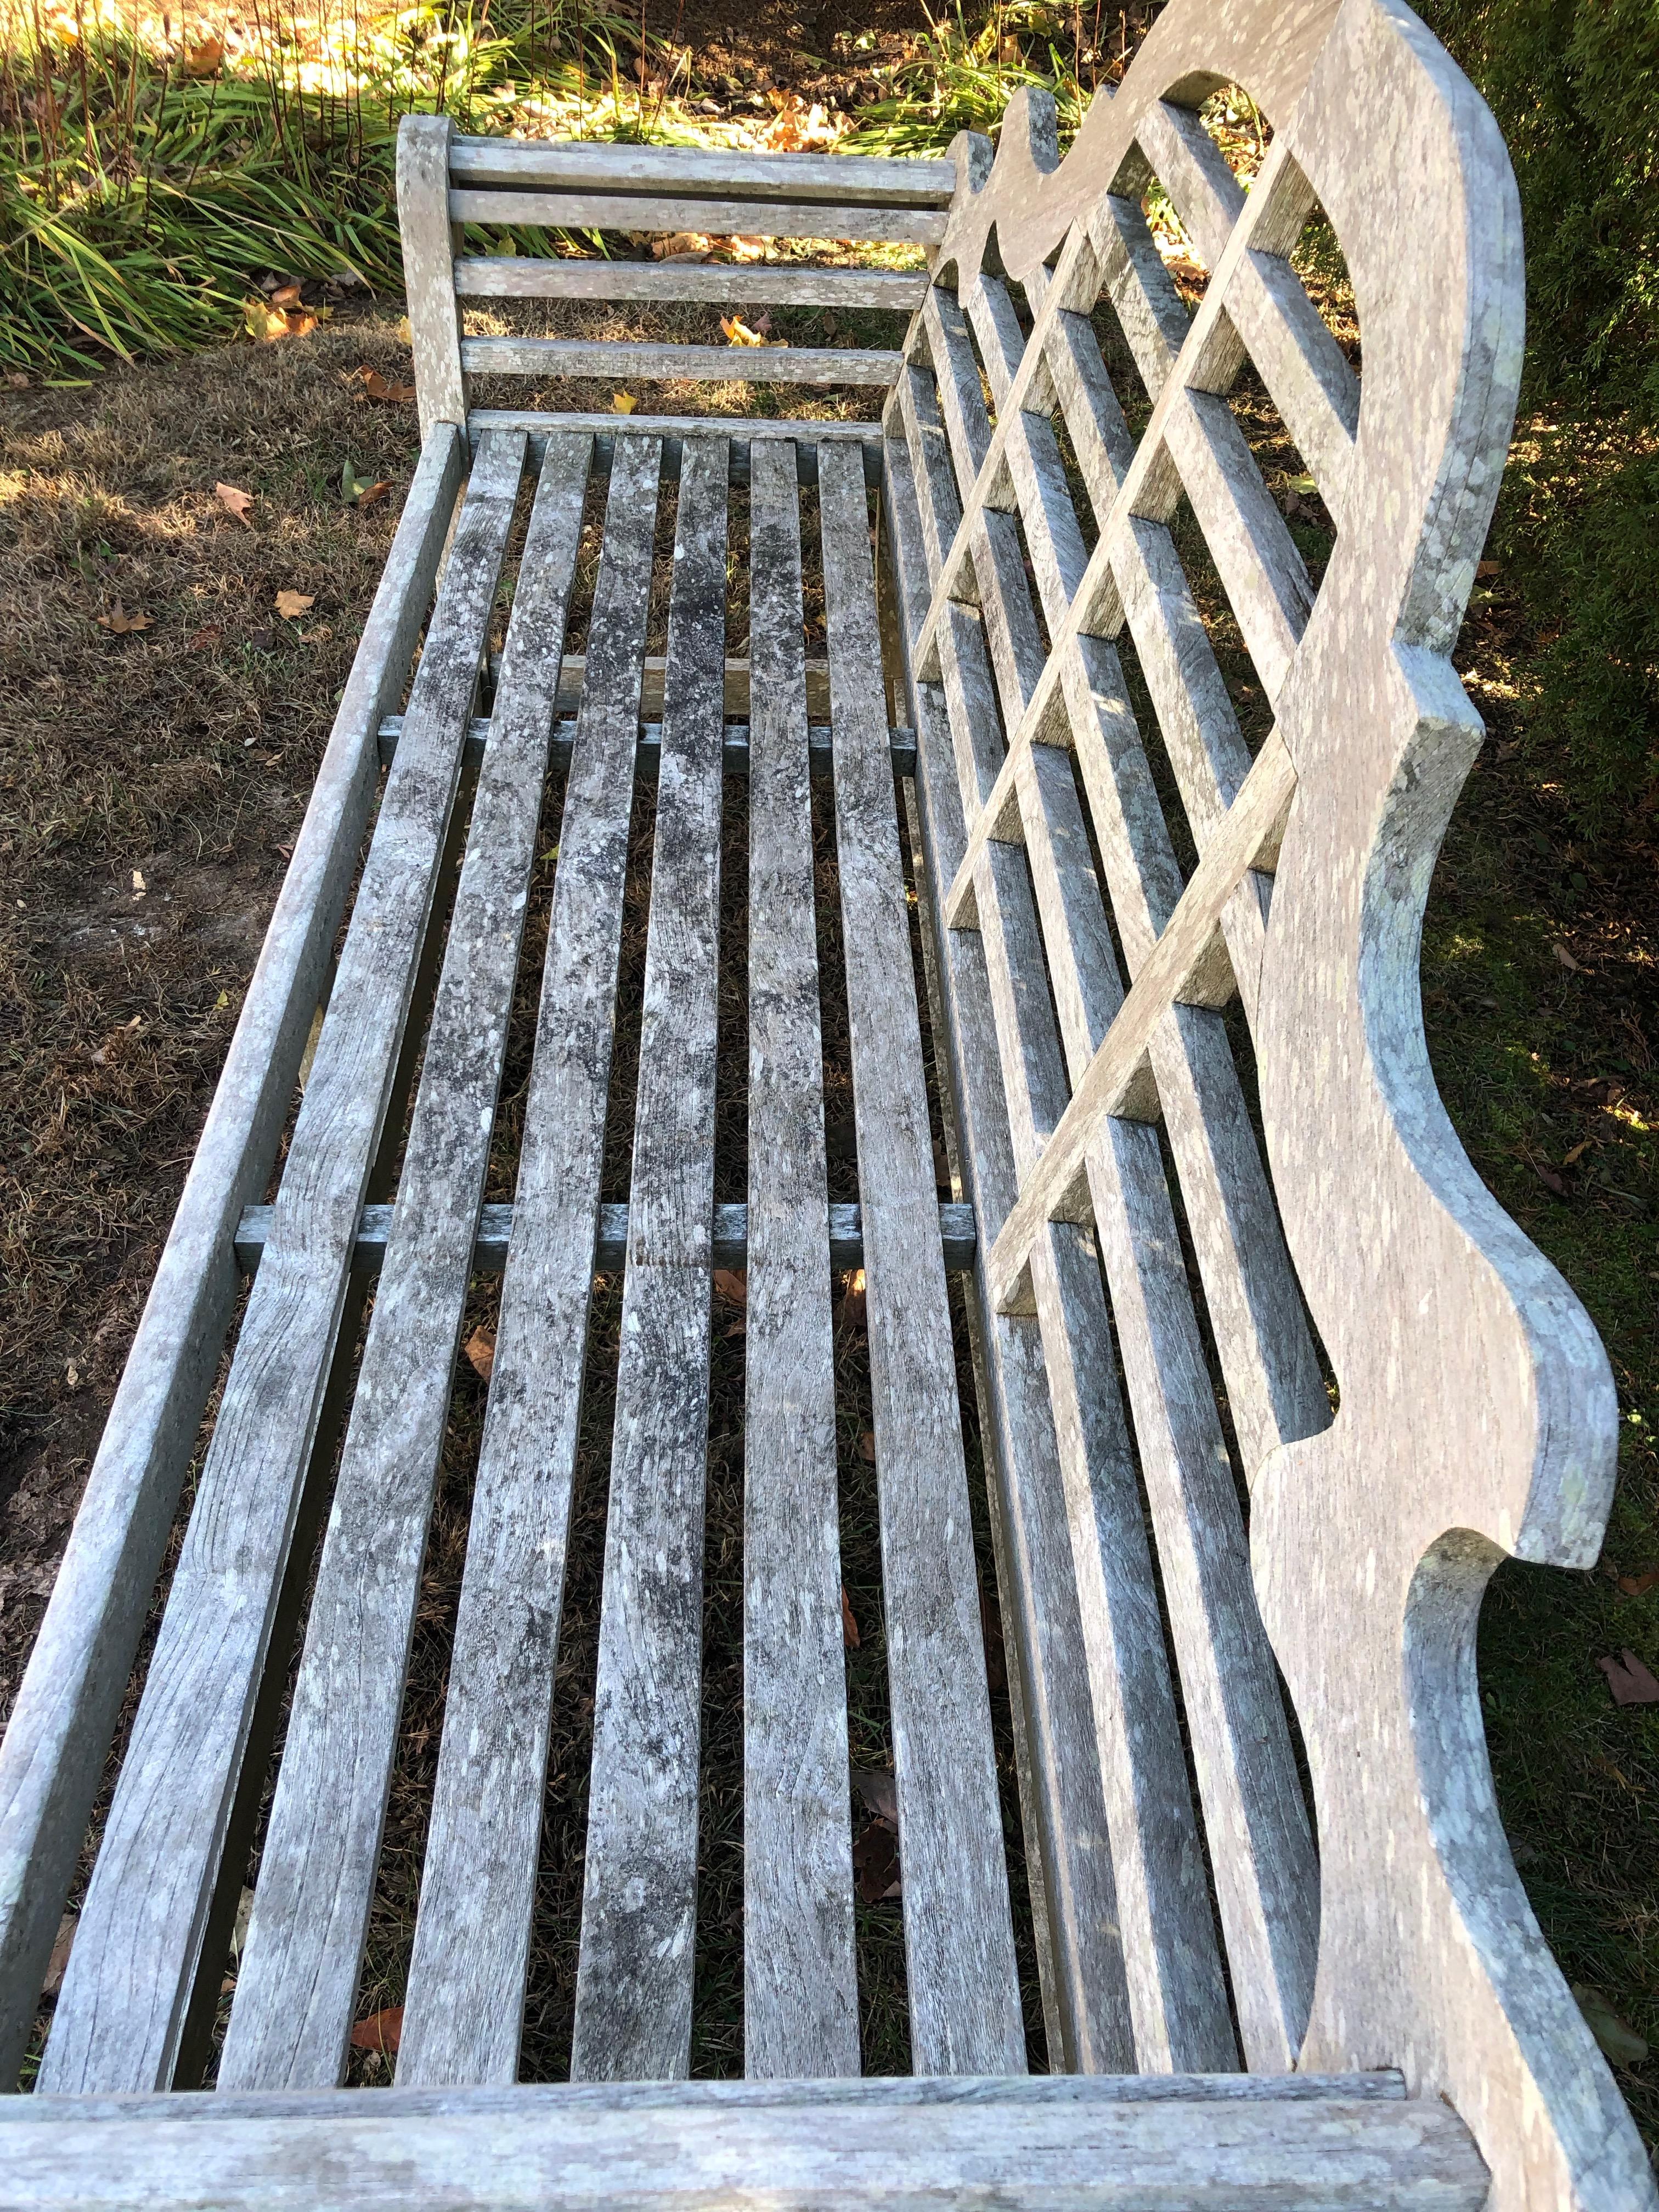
450;189;947;245
469;413;885;487
448;136;955;205
741;440;859;2079
567;436;730;2083
455;259;928;311
3;2083;1485;2210
398;115;467;439
216;433;591;2092
460;337;902;387
818;439;1025;2076
393;437;664;2090
0;427;464;2089
37;432;523;2098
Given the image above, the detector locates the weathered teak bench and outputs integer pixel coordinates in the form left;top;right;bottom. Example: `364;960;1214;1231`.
0;0;1648;2205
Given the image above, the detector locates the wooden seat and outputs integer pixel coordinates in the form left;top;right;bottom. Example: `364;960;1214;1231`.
1;0;1649;2207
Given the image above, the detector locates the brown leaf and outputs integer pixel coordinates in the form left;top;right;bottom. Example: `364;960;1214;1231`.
42;1912;77;1997
651;231;714;261
269;282;304;309
850;1766;897;1827
1574;1985;1650;2067
1476;558;1502;579
215;481;255;526
1553;941;1586;973
298;625;334;645
1534;1160;1566;1195
1598;1650;1659;1706
349;2005;403;2054
274;589;315;620
858;1430;876;1464
851;1820;900;1903
97;598;151;634
840;1584;860;1649
464;1327;495;1382
184;33;224;75
1617;1570;1659;1598
353;479;392;509
712;1268;747;1305
359;367;417;404
186;624;224;651
1563;1139;1590;1166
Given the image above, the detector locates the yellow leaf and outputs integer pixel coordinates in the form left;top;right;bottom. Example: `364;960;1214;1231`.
274;589;315;620
611;391;637;414
184;33;224;76
721;315;766;347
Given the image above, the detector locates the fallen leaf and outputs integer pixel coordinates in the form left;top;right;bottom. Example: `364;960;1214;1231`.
355;480;391;509
837;1266;866;1331
187;624;224;651
298;625;334;645
1617;1569;1659;1598
230;1886;256;1962
42;1912;77;1997
184;33;223;75
242;296;289;342
850;1766;898;1827
7;371;27;389
358;366;417;403
1534;1160;1566;1195
858;1430;876;1464
97;599;151;634
851;1820;901;1903
1553;942;1585;973
269;281;304;309
341;460;393;508
274;589;315;620
215;481;255;526
249;626;275;651
652;231;714;261
611;391;637;415
1573;1985;1649;2067
721;313;785;348
1563;1139;1590;1166
712;1268;747;1305
1598;1649;1659;1706
349;2005;403;2055
131;868;145;893
841;1584;860;1649
1476;558;1502;579
464;1327;495;1382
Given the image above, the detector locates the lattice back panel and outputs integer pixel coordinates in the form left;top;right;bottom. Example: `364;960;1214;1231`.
882;1;1638;2207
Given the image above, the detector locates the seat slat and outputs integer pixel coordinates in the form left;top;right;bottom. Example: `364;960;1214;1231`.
394;437;664;2089
461;336;902;387
817;442;1026;2076
216;432;592;2093
38;430;527;2097
741;440;860;2079
450;189;947;245
568;436;730;2083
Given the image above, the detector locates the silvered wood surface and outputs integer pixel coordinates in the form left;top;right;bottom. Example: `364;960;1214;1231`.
395;437;665;2088
567;436;730;2082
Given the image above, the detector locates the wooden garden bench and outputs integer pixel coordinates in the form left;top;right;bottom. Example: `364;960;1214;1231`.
0;0;1647;2204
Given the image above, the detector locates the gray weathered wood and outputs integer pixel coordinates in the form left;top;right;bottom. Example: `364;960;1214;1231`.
455;258;928;311
448;136;955;205
469;412;885;487
450;189;947;245
567;435;730;2083
393;436;665;2090
0;427;464;2090
38;432;523;2097
461;335;902;386
1;2081;1485;2210
817;439;1025;2075
399;115;467;439
742;439;858;2079
235;1199;980;1278
375;711;920;778
216;433;592;2091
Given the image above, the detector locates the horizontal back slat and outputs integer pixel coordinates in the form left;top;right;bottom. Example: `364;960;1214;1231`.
454;258;928;310
448;135;954;206
449;188;947;245
460;336;902;387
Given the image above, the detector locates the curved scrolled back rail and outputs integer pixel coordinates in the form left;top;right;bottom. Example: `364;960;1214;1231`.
926;1;1643;2205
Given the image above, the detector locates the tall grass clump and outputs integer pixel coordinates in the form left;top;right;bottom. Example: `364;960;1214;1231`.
0;0;691;381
